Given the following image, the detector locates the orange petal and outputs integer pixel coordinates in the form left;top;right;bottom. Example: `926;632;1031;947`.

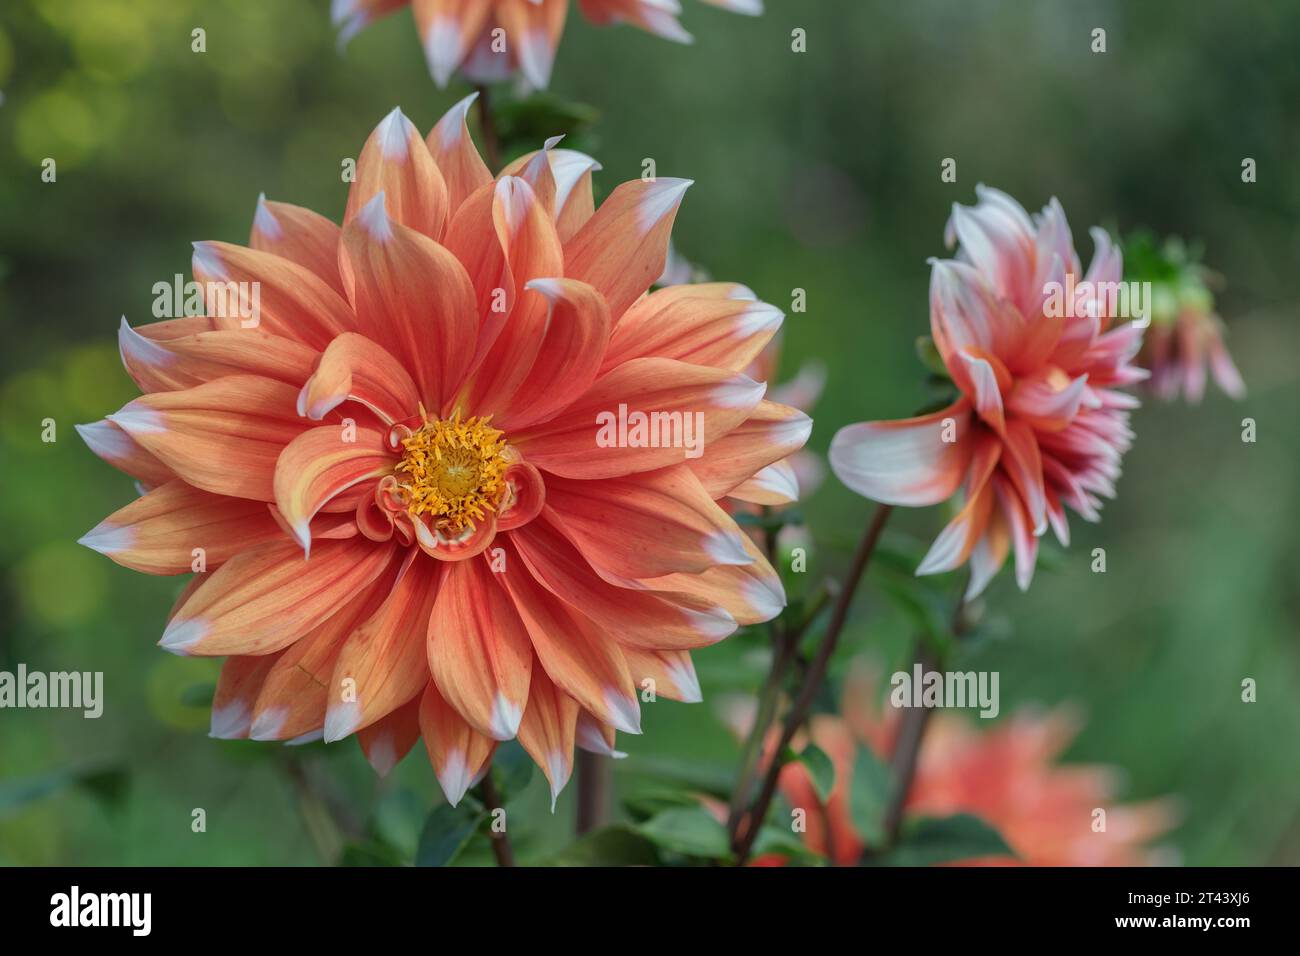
575;710;625;759
118;319;318;393
495;544;640;735
358;696;423;776
77;419;176;487
340;195;477;412
298;333;421;425
161;536;395;656
639;530;785;626
427;557;534;740
210;653;283;740
604;289;783;372
508;520;736;650
420;680;497;806
620;646;702;703
493;277;611;429
512;357;764;479
79;478;284;575
273;424;395;554
249;568;399;741
727;458;801;506
443;181;515;361
495;0;568;90
412;0;494;88
542;466;753;578
109;375;312;502
564;177;691;321
515;663;578;809
343;107;449;240
686;400;813;499
191;241;354;349
426;92;492;215
250;195;345;295
324;556;441;741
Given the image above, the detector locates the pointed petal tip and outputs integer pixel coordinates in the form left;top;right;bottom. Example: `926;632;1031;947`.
159;617;207;656
322;700;362;743
208;700;251;740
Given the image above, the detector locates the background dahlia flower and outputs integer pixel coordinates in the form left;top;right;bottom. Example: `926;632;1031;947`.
78;96;809;807
830;187;1147;599
334;0;763;90
775;669;1176;866
1125;233;1245;404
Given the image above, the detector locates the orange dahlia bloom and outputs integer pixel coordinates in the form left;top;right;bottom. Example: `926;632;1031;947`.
830;187;1147;598
776;671;1176;866
78;97;807;806
334;0;762;89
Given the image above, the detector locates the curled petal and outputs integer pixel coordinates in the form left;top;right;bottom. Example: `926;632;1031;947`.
829;399;973;507
250;195;346;295
426;91;492;214
298;332;422;424
344;107;449;240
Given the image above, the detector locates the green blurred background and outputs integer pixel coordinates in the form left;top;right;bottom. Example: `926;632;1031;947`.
1;0;1297;865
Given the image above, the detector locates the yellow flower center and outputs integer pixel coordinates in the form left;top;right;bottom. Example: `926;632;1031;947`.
394;410;510;532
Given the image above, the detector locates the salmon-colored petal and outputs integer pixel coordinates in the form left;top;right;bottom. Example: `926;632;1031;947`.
411;0;494;88
210;653;283;740
108;375;312;501
427;557;533;740
1000;418;1048;534
77;419;176;487
344;108;449;240
542;466;752;579
508;520;736;650
993;474;1039;592
118;319;318;393
577;0;692;42
956;349;1007;437
513;357;765;479
250;195;345;295
161;536;395;657
494;277;611;429
79;478;284;575
620;646;702;703
249;567;399;741
340;195;478;411
829;398;974;507
564;177;692;322
495;0;567;89
358;696;423;776
637;530;785;626
549;149;600;242
966;507;1011;600
1006;370;1091;432
333;0;409;47
443;181;515;371
916;432;1002;576
324;555;441;741
419;680;497;806
298;333;421;425
191;241;354;349
494;542;640;734
515;662;578;809
686;400;812;499
426;92;492;214
457;177;565;417
273;424;395;554
727;458;800;506
575;711;626;758
604;289;783;372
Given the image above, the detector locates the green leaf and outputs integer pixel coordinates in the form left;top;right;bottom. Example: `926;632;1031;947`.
415;802;486;867
636;806;731;860
338;840;407;867
798;744;836;802
847;744;893;846
621;787;702;823
751;824;820;862
872;813;1016;867
546;825;661;866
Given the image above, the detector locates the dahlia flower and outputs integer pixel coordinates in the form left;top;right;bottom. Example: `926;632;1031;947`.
830;187;1147;598
77;97;808;806
1127;235;1245;403
776;669;1176;866
334;0;763;90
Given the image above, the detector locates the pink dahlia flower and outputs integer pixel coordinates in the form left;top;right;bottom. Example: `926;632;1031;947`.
334;0;762;90
830;187;1147;598
78;97;808;806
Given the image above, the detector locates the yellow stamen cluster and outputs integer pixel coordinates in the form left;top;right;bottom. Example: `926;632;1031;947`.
394;411;509;532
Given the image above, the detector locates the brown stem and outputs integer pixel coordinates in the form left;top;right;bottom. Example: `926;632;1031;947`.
474;85;502;170
732;503;894;864
477;773;516;867
575;750;611;835
877;579;974;850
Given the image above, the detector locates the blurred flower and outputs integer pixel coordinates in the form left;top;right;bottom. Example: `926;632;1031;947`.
334;0;762;90
769;667;1175;866
830;187;1146;598
1125;233;1245;404
78;96;807;807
